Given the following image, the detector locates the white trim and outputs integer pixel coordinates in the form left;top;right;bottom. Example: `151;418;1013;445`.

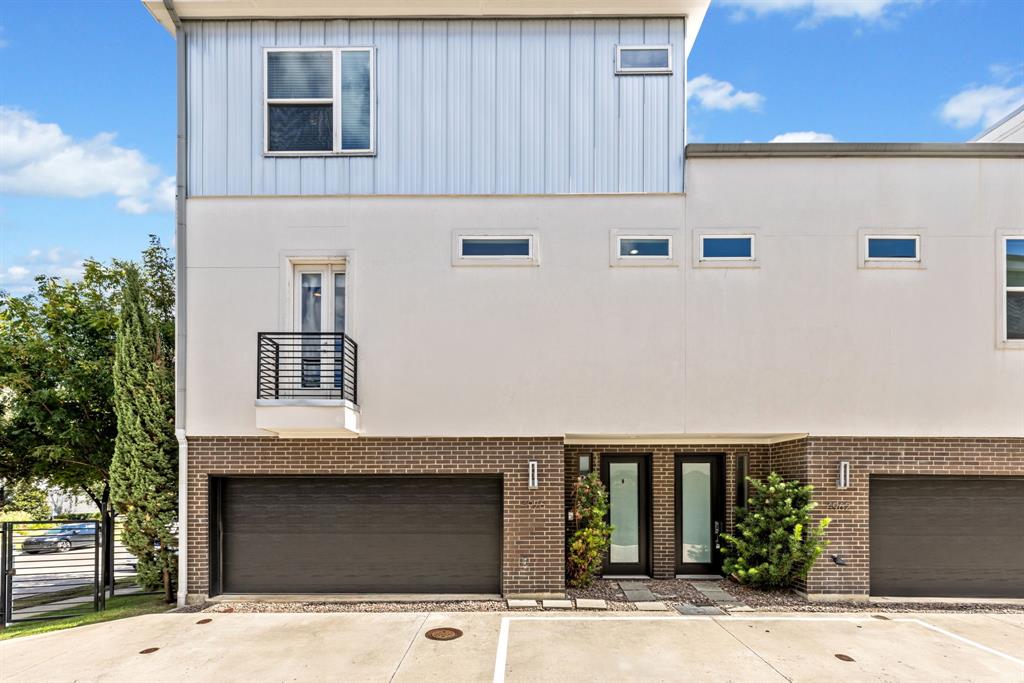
263;47;376;157
999;232;1024;349
696;232;757;266
864;234;920;262
451;231;540;267
615;44;673;74
610;231;678;267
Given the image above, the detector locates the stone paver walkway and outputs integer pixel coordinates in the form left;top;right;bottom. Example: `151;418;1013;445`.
618;581;658;602
690;581;744;609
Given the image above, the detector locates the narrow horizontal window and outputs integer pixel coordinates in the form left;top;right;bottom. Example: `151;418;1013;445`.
265;47;375;155
866;235;919;261
1006;237;1024;341
700;235;754;260
616;45;672;74
619;237;671;258
460;237;532;258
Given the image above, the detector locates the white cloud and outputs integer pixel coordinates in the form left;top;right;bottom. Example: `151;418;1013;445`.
722;0;920;27
0;247;85;296
940;84;1024;130
688;74;764;112
0;107;174;214
769;131;838;142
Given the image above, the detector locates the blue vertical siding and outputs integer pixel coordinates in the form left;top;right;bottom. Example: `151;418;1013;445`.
185;17;686;196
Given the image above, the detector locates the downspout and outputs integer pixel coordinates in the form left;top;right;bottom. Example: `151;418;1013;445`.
164;0;189;607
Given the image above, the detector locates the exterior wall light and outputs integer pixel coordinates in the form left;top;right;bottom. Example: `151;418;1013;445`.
528;460;539;489
837;460;851;490
579;455;591;475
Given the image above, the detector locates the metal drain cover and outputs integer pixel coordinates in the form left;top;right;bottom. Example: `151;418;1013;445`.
425;627;463;641
835;653;855;662
139;648;160;655
196;618;213;624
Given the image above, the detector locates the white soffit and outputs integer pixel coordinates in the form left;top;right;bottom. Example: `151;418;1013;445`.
144;0;710;55
564;433;810;445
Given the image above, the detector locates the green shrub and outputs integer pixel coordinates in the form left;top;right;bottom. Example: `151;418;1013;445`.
721;472;830;589
566;472;612;589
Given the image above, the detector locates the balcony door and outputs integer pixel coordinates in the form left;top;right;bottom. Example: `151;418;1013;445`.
294;266;347;393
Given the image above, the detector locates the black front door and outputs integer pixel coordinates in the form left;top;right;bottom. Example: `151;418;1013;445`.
600;455;651;576
675;454;725;575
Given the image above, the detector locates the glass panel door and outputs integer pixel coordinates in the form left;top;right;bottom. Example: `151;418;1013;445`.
600;455;650;575
299;272;322;388
675;454;725;574
293;266;346;395
680;462;712;564
609;463;639;564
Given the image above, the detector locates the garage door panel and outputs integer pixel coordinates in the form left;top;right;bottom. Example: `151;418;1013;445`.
870;476;1024;598
216;476;502;594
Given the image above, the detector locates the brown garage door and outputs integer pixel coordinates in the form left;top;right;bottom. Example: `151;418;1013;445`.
870;476;1024;598
210;476;502;594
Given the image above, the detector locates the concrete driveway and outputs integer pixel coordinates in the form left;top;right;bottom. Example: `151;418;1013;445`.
1;611;1021;682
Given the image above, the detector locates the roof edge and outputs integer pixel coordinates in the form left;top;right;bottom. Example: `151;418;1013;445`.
686;143;1024;159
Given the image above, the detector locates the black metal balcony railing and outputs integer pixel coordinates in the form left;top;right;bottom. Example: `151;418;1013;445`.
257;332;358;403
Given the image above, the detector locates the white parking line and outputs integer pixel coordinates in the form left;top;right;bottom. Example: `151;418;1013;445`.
491;614;1024;683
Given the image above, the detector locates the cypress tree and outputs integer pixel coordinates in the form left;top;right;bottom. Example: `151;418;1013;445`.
110;266;177;600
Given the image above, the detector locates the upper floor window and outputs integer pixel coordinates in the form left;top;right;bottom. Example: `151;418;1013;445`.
866;235;920;261
452;232;539;266
1005;236;1024;342
615;45;672;75
699;234;754;261
610;231;678;267
265;48;375;156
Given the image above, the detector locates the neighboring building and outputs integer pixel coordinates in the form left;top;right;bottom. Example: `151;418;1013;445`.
973;104;1024;143
144;0;1024;605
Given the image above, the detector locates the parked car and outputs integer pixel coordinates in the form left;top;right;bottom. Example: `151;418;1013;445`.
21;523;97;554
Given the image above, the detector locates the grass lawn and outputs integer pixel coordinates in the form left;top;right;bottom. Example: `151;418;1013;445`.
0;593;173;641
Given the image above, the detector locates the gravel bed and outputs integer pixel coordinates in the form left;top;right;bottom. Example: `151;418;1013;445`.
203;600;508;613
171;603;209;613
716;579;1024;614
567;579;627;602
567;579;639;611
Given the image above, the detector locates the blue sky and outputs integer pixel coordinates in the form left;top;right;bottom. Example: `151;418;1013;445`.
1;0;1022;294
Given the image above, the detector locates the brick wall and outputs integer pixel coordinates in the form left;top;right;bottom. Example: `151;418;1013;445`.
564;443;772;579
186;437;565;597
795;437;1024;596
564;437;1023;596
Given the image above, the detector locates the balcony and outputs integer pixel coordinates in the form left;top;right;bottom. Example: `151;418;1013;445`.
254;332;360;438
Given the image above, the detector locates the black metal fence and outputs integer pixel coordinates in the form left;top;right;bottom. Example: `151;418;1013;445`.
1;518;154;625
257;331;358;403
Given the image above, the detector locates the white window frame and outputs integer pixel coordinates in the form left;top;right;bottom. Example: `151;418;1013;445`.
292;264;347;334
615;44;673;75
451;231;539;267
857;228;925;270
864;234;920;263
698;234;756;262
264;47;376;157
610;230;679;267
999;232;1024;348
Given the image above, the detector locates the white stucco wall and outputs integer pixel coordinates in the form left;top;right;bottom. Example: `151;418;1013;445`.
185;155;1024;438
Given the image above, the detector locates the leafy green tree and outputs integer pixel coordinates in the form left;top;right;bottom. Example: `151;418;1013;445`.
0;479;51;519
0;259;122;514
0;238;173;513
110;265;177;599
721;472;830;589
566;472;613;588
